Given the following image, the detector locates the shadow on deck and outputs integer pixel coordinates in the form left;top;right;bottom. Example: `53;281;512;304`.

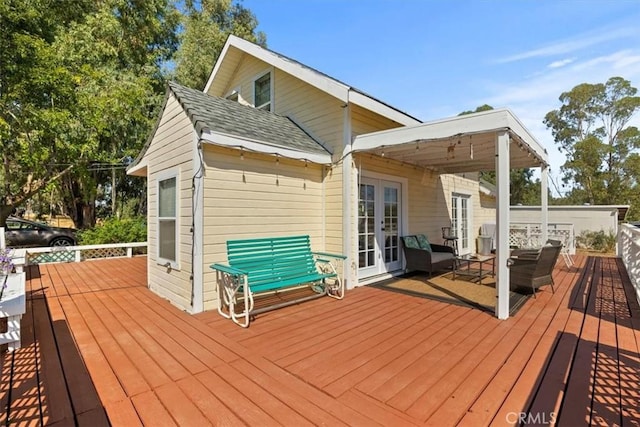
1;255;638;425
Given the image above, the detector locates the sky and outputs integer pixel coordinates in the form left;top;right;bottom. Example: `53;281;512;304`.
241;0;640;194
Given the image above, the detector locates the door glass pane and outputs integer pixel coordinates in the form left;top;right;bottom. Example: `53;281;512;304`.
451;195;458;236
383;186;399;264
461;197;469;250
358;183;376;268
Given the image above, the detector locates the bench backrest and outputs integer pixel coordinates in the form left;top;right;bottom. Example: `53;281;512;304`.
226;235;318;288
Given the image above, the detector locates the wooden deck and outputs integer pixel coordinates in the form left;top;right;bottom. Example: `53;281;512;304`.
1;254;638;425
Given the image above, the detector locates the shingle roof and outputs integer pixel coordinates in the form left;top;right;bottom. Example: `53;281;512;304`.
168;82;331;157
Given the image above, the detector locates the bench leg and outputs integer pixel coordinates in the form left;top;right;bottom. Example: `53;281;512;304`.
229;276;252;328
320;261;345;300
216;271;232;320
0;315;22;351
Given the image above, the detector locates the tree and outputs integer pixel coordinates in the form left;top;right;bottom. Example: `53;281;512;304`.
174;0;266;89
458;105;540;205
544;77;640;218
50;0;180;227
0;0;94;227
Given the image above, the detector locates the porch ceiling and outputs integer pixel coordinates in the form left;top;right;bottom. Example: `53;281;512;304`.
352;109;549;173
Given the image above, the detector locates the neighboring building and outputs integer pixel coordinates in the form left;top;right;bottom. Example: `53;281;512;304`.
128;35;548;316
510;204;629;254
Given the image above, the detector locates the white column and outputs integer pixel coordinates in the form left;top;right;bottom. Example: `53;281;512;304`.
495;131;510;320
541;166;549;243
342;100;354;289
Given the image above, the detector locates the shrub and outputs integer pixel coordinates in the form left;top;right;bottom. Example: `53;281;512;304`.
576;230;616;253
79;216;147;245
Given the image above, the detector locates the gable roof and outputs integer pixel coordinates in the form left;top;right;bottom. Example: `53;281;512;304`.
204;35;422;127
127;82;333;175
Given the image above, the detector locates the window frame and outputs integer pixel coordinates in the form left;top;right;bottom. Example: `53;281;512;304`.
156;168;180;270
252;69;273;111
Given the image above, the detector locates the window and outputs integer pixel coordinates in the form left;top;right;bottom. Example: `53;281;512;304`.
158;172;178;267
254;71;271;111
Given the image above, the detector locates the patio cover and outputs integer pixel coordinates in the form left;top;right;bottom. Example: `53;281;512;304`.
351;108;550;319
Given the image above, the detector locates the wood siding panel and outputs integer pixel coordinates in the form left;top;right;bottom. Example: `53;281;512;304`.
201;145;324;309
146;94;194;310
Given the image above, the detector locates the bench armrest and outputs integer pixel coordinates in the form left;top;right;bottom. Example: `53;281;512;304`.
210;263;248;276
312;251;347;260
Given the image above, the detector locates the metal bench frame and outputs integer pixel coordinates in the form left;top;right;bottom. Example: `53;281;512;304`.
211;235;346;327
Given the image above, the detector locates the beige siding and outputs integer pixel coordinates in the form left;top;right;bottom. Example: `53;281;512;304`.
146;94;194;311
351;103;404;137
201;145;325;310
354;155;496;261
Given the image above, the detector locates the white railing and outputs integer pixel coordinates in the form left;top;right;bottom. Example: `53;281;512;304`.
25;242;147;265
509;222;576;255
619;224;640;305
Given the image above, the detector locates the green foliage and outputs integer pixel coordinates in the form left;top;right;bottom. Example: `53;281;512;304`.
576;230;617;253
544;77;640;218
78;216;147;245
174;0;266;89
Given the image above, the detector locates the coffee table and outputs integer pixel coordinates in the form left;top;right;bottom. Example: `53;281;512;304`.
453;254;496;282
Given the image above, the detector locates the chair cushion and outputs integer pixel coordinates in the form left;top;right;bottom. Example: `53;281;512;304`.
416;234;432;252
403;236;420;249
430;251;454;263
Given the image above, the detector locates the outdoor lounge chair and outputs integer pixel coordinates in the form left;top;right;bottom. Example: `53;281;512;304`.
401;234;456;276
507;241;562;297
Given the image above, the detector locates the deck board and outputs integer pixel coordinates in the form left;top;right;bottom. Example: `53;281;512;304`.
1;254;639;425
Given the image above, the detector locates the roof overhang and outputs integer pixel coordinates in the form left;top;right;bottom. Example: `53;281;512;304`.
352;109;548;173
200;130;333;165
127;158;148;176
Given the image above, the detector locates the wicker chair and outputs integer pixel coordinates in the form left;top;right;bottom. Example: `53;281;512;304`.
401;234;456;276
507;241;562;297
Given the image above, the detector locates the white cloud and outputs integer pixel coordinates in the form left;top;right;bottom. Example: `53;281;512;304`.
548;58;575;69
496;27;638;63
478;49;640;179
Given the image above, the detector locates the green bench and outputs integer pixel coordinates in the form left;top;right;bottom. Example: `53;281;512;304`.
211;235;346;327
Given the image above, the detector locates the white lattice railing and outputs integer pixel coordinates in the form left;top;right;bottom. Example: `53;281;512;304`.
509;222;576;255
619;224;640;305
25;242;147;265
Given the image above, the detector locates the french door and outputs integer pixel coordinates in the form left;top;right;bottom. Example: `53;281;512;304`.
451;193;472;255
358;178;403;278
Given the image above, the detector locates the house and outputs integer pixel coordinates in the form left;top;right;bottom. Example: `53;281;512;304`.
127;35;549;319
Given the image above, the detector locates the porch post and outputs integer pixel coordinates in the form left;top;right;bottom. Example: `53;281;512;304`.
495;131;510;319
342;101;355;289
541;166;549;243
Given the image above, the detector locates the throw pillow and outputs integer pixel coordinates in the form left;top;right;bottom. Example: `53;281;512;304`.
416;234;432;252
403;236;420;249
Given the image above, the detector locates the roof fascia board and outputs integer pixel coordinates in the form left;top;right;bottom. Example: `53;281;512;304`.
348;90;421;126
127;158;148;176
126;88;173;176
203;38;234;93
201;130;333;165
352;109;548;164
205;35;349;102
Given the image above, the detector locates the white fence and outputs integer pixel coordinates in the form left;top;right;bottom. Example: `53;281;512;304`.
509;222;576;255
619;223;640;305
25;242;147;265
